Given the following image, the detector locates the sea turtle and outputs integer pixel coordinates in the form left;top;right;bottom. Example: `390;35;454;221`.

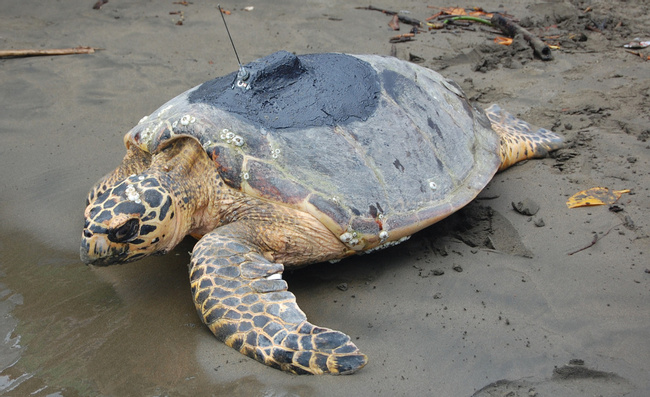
81;51;563;375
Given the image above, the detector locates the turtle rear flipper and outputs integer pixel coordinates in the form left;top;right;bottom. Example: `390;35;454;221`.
486;104;564;171
190;224;367;375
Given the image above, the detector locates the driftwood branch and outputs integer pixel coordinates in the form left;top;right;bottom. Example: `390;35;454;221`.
0;46;100;58
490;14;553;61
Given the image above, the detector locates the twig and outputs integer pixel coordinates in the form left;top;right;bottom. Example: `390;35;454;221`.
490;14;553;60
567;223;622;255
356;5;423;27
0;46;100;58
389;33;415;43
92;0;108;10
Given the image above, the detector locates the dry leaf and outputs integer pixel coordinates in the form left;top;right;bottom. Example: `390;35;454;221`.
469;10;493;18
388;14;400;30
494;37;513;45
566;187;631;208
441;7;467;16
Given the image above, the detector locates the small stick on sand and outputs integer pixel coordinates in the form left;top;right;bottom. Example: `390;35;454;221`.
0;46;100;58
356;6;423;27
490;14;553;60
567;223;622;255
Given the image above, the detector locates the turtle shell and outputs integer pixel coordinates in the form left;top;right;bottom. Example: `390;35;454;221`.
124;51;500;252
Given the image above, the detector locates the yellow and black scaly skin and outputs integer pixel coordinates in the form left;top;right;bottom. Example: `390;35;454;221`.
485;104;564;171
190;223;367;375
81;139;211;266
85;145;151;207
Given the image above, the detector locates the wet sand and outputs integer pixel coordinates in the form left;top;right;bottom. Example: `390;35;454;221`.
1;0;648;395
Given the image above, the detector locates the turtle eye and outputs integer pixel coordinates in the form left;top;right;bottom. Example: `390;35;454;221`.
108;218;140;243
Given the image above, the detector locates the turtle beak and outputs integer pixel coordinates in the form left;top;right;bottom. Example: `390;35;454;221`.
80;233;128;266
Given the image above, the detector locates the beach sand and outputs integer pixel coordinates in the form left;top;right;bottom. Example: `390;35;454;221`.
1;0;648;395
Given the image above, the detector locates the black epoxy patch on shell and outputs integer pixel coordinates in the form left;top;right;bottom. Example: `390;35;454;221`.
188;51;380;130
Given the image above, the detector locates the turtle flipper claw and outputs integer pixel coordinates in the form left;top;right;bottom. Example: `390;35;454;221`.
190;226;367;375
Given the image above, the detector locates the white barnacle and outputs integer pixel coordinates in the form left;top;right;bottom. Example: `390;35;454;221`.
172;120;178;129
140;127;153;145
220;129;234;141
138;115;149;124
429;180;438;190
339;232;353;243
190;116;196;124
126;187;141;202
232;135;244;147
202;139;213;150
365;235;411;254
138;175;145;181
379;230;389;241
180;114;191;126
242;172;250;180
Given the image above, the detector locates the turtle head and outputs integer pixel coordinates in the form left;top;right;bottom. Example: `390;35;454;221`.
81;173;180;266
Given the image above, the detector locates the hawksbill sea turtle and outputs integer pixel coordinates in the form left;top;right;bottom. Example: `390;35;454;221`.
81;51;563;375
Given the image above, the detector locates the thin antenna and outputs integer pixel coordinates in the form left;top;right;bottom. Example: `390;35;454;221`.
218;4;250;89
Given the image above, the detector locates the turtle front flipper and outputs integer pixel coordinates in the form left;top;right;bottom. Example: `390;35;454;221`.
485;104;565;171
189;224;368;375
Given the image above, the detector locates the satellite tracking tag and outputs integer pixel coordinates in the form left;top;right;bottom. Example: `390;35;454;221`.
218;4;251;90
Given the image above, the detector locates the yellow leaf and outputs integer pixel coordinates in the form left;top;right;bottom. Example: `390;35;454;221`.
566;187;630;208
